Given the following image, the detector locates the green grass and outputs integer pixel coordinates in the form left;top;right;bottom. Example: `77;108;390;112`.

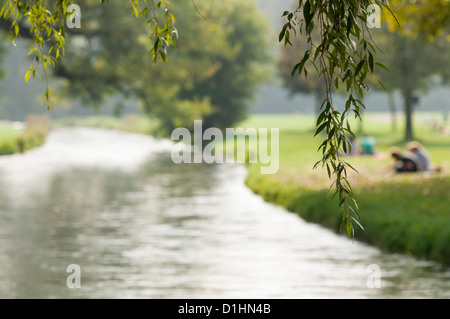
0;126;21;155
241;112;450;163
242;112;450;266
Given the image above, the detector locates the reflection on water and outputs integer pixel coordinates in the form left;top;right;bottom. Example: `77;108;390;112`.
0;128;448;298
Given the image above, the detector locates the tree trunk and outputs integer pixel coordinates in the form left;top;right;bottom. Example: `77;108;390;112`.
388;91;397;132
399;35;415;141
404;89;414;141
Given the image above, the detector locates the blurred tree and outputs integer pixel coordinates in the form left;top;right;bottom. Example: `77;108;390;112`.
372;2;450;141
178;1;271;130
43;0;269;133
384;0;450;40
374;33;450;140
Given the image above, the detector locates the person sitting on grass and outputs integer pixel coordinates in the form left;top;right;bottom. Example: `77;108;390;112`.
406;141;441;173
360;134;376;155
406;141;431;171
390;147;423;173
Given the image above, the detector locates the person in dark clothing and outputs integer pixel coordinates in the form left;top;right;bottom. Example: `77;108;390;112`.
406;141;442;173
390;147;422;173
406;141;431;172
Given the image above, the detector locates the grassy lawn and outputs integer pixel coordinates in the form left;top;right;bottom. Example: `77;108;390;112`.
241;112;450;266
0;125;21;155
0;116;52;155
0;126;20;139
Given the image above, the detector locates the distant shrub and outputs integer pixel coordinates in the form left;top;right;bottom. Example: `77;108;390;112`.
18;115;51;151
0;115;52;156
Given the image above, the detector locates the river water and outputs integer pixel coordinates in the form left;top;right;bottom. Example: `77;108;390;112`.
0;127;448;298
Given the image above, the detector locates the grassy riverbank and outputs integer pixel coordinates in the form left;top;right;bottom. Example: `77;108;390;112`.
242;113;450;266
0;115;52;155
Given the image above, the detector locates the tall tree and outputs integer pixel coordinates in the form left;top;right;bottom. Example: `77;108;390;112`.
40;0;269;133
179;0;271;130
372;3;450;140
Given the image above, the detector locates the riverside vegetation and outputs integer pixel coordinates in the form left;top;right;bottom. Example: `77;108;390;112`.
0;115;52;155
